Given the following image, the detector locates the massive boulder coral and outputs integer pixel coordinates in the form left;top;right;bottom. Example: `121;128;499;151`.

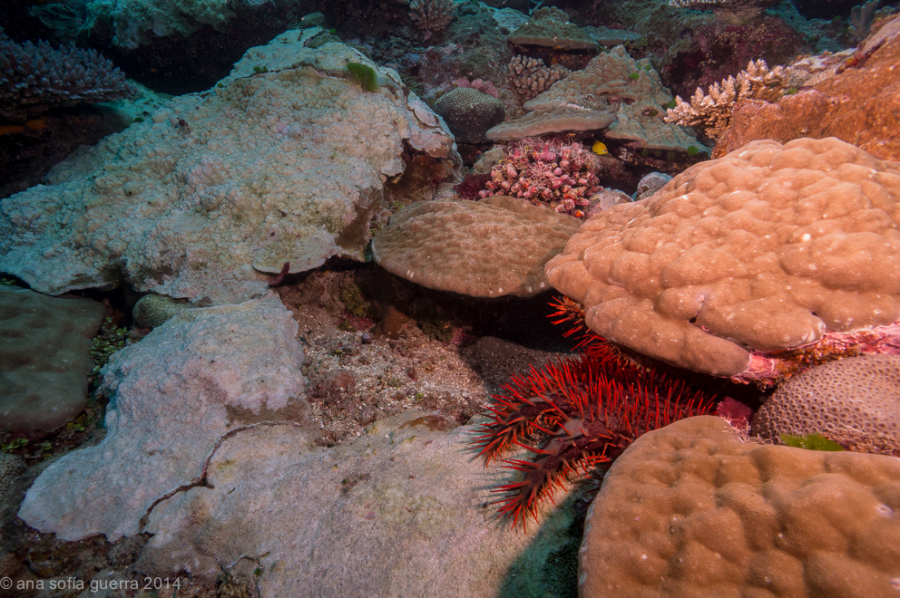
545;137;900;379
579;416;900;598
0;32;456;305
433;87;505;143
372;196;581;298
753;354;900;455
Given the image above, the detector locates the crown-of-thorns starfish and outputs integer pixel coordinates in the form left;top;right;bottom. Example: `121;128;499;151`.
471;297;719;528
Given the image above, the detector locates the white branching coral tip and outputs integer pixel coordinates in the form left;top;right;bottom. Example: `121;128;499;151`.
665;59;786;141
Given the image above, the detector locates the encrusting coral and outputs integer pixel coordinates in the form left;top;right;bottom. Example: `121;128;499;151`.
478;138;603;218
665;59;787;141
471;298;719;527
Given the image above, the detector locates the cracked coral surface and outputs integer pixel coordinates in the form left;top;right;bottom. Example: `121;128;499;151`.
579;416;900;598
545;137;900;377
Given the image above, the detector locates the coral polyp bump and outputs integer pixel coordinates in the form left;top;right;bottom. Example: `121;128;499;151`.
471;307;718;528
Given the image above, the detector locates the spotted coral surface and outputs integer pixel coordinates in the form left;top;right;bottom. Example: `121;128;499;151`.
753;354;900;456
371;196;581;298
545;137;900;378
579;415;900;598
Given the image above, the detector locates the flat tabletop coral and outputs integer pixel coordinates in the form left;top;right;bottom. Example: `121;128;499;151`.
545;137;900;379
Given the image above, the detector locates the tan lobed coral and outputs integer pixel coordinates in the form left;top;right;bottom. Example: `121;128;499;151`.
371;196;581;298
753;354;900;456
666;59;787;142
579;415;900;598
545;137;900;378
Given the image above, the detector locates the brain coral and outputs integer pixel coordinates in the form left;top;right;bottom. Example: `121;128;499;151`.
371;196;581;298
433;87;505;144
545;137;900;378
579;415;900;598
753;354;900;455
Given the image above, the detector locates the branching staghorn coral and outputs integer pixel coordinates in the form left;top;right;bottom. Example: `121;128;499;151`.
0;28;135;121
664;59;786;141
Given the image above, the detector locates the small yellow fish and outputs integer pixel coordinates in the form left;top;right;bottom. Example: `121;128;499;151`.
592;141;609;155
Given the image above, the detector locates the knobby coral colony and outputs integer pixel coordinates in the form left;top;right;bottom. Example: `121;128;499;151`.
472;297;719;528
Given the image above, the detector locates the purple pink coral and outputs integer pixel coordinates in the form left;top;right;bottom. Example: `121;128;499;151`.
479;138;602;218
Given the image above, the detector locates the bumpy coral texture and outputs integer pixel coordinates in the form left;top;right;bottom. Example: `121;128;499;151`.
433;87;505;144
579;416;900;598
753;354;900;456
545;137;900;378
666;59;787;142
507;56;570;102
371;196;581;298
0;28;135;120
479;139;603;217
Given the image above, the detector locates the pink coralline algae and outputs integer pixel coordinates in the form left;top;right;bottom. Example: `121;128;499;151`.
479;138;602;218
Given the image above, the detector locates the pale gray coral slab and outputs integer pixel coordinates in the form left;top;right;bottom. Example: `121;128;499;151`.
0;34;455;305
137;411;578;598
17;294;308;541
